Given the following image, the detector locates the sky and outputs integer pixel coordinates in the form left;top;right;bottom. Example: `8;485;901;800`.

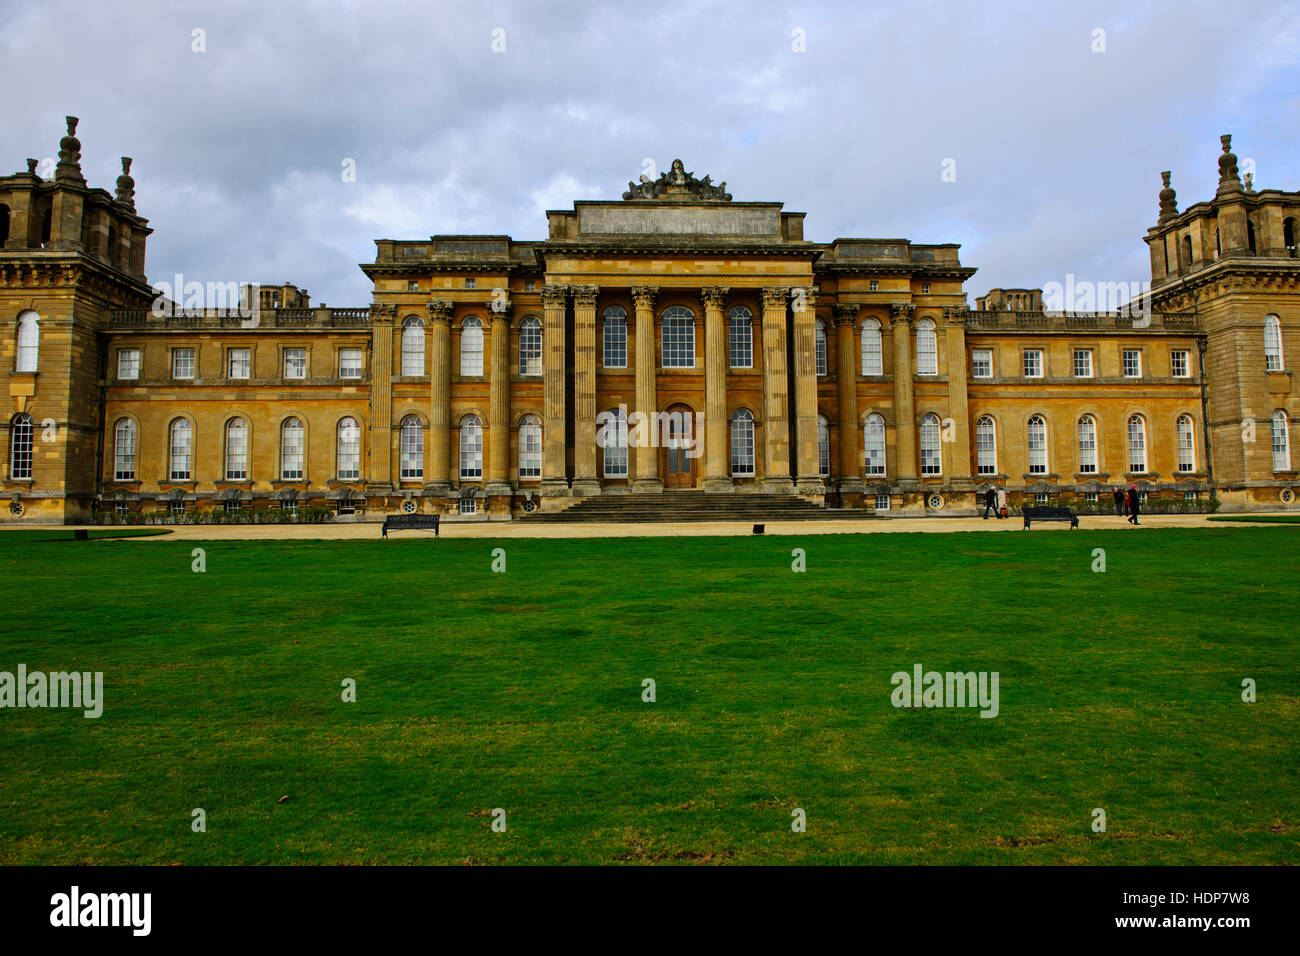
3;0;1298;306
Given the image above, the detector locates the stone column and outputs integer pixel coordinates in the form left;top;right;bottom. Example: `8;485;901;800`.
834;304;862;496
540;284;569;496
792;287;822;495
571;285;601;496
631;285;662;492
367;303;396;492
760;287;793;492
943;309;973;491
486;299;513;502
890;303;918;486
426;300;454;496
701;286;730;490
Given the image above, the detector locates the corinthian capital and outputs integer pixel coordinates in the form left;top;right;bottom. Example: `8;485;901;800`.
571;285;600;308
631;285;658;310
540;283;569;306
426;299;454;322
760;287;790;309
700;286;730;311
832;303;860;326
791;286;816;313
889;302;915;325
488;294;512;318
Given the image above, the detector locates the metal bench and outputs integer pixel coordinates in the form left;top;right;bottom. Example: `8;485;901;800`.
1022;506;1079;529
381;513;440;538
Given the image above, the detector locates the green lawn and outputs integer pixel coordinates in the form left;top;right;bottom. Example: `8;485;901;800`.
1208;514;1300;524
0;527;1296;865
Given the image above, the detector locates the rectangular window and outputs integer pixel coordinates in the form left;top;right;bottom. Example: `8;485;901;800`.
519;425;542;478
223;500;243;515
1035;492;1049;504
172;348;196;380
971;349;992;378
1184;491;1197;502
603;317;627;368
1083;492;1098;503
868;280;879;291
407;280;419;291
458;495;477;515
729;318;752;369
921;283;930;294
339;348;363;379
1023;350;1042;378
168;500;186;516
464;278;476;289
873;494;890;511
661;318;695;368
114;501;128;517
1073;349;1093;378
1123;349;1142;377
227;348;251;379
117;348;140;380
284;348;307;379
1171;349;1190;378
525;280;535;292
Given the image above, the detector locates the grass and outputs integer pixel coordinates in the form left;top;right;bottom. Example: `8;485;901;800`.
1208;514;1300;524
0;527;1296;865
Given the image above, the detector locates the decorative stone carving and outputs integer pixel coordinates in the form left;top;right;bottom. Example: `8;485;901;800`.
1158;171;1178;223
760;287;789;308
570;285;599;307
700;286;729;309
889;302;915;325
115;158;136;212
622;158;732;201
55;115;85;185
1216;134;1243;197
426;299;454;322
540;283;568;306
631;285;658;309
832;303;860;326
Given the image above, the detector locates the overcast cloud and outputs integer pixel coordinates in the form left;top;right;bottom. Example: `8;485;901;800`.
3;0;1298;305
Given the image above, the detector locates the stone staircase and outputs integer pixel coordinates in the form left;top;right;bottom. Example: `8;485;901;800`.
520;490;879;523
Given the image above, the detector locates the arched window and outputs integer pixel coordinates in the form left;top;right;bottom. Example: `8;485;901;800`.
1182;234;1193;268
601;407;628;477
0;204;9;247
861;318;882;375
168;419;192;481
281;418;304;480
113;419;137;481
661;306;695;368
1273;410;1292;472
225;419;249;480
1027;415;1048;474
399;415;423;480
603;307;627;368
519;316;542;376
401;317;425;376
9;413;33;480
864;413;886;475
458;414;482;479
814;319;828;376
1265;315;1284;372
919;413;942;475
1077;415;1098;474
460;317;484;376
817;414;830;476
728;307;753;368
15;311;39;372
975;415;997;475
1176;415;1196;473
730;409;755;476
915;319;937;375
519;414;542;478
1285;218;1297;258
1127;415;1147;473
337;417;361;480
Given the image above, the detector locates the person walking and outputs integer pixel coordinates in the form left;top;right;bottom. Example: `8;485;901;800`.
1113;486;1126;516
1126;484;1141;525
982;487;996;519
996;486;1008;519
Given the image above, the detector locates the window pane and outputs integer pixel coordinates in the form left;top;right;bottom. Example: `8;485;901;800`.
338;418;361;479
519;318;542;375
661;307;695;368
603;309;627;368
114;420;136;480
400;417;423;479
281;419;304;480
461;319;484;375
730;411;754;476
729;309;752;368
862;321;883;375
920;415;941;475
864;414;886;475
975;416;996;474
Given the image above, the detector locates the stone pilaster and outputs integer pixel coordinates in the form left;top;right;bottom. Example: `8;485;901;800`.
833;304;862;495
426;300;453;495
540;284;569;496
701;286;730;490
760;287;793;492
486;299;513;499
571;285;601;496
367;303;396;492
631;285;662;492
890;303;918;487
792;287;822;495
943;309;973;490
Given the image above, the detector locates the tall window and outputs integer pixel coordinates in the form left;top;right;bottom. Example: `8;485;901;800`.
113;419;136;480
173;348;196;379
729;307;753;368
817;415;830;476
15;311;39;372
602;407;628;477
730;409;755;476
9;414;33;479
1077;415;1098;474
919;413;942;475
1073;349;1093;378
1123;349;1142;378
661;307;695;368
224;419;249;480
339;348;363;379
519;316;542;375
975;416;997;475
117;348;141;380
283;347;307;380
400;415;423;479
1265;315;1284;372
227;348;251;379
281;418;304;480
603;307;627;368
402;317;425;376
460;317;484;375
864;413;886;475
1176;415;1195;472
1023;349;1042;378
815;320;828;376
915;319;937;375
861;319;882;375
1273;410;1292;471
1171;349;1190;378
519;415;542;478
168;419;192;481
1027;415;1048;474
1127;415;1147;473
337;417;361;480
459;414;482;479
970;348;991;379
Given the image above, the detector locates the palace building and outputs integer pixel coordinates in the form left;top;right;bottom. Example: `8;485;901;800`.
1;118;1297;522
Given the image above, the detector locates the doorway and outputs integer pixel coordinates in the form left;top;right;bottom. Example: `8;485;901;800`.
662;404;697;489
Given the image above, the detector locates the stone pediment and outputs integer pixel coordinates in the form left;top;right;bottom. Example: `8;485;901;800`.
622;158;732;202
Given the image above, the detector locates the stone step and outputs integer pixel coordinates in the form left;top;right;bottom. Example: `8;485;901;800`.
520;492;879;523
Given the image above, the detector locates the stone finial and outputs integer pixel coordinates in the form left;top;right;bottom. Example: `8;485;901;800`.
115;157;136;211
1158;170;1178;223
25;158;38;175
1244;172;1255;194
55;115;86;185
1216;133;1243;197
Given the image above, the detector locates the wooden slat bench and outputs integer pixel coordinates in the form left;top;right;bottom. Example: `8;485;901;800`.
381;514;440;538
1022;506;1079;529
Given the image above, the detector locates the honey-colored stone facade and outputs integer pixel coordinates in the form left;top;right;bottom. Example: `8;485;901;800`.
2;125;1297;522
